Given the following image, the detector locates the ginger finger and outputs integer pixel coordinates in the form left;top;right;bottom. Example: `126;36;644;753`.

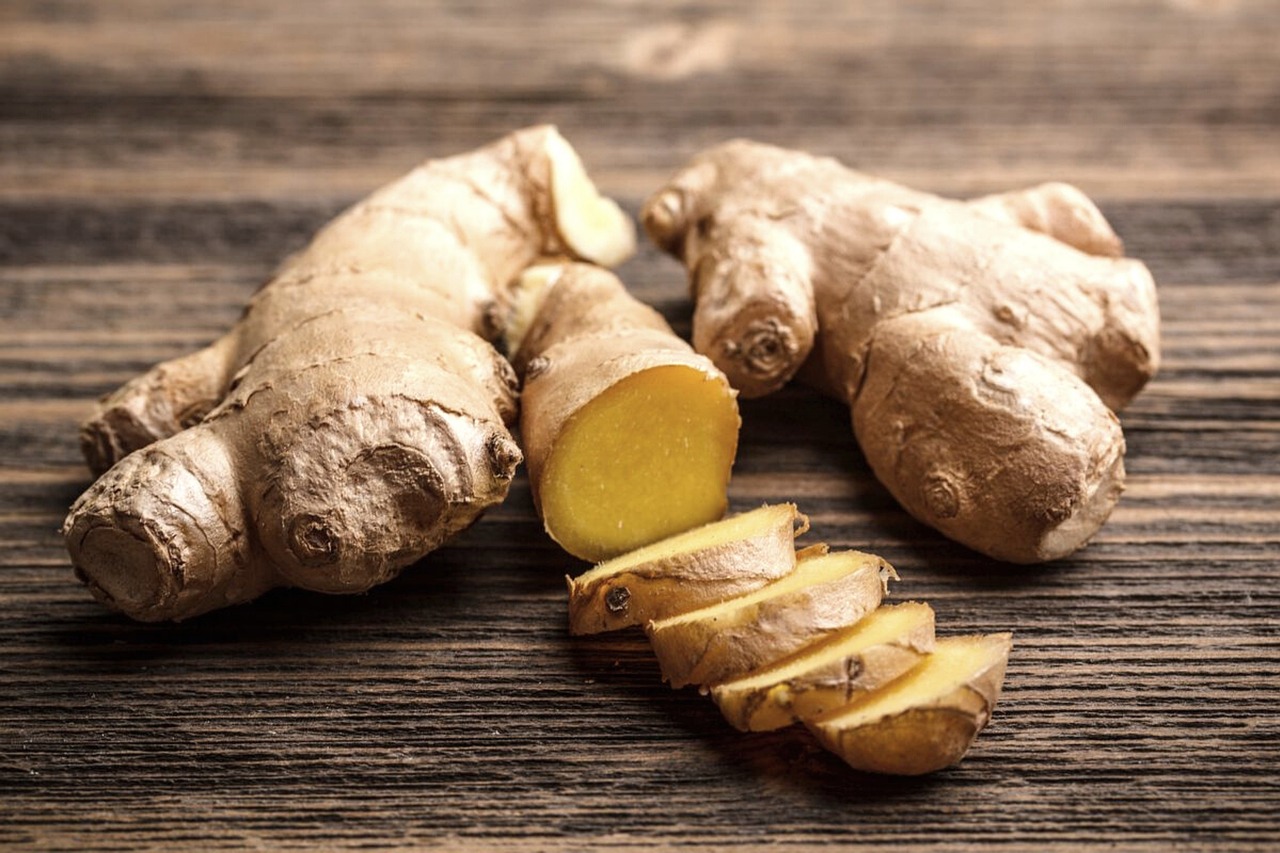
968;181;1124;257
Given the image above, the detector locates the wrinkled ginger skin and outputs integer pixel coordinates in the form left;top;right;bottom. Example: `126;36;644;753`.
642;140;1160;563
64;126;634;621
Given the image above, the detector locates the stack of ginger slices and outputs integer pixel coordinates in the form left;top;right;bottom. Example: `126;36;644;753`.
566;504;1012;776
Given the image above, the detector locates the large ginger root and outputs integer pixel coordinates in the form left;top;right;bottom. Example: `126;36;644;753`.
642;142;1160;563
63;126;634;621
505;262;740;562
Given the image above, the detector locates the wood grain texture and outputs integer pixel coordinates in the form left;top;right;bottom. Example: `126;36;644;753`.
1;1;1278;849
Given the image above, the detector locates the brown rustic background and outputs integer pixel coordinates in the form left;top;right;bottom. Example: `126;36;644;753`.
3;1;1278;849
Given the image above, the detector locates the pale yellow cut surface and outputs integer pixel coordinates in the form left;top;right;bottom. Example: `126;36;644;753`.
541;364;739;562
819;634;1009;728
572;503;801;586
710;601;934;730
647;547;890;688
719;602;933;692
506;263;563;356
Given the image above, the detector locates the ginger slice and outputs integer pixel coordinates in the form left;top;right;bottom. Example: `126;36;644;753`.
806;633;1013;776
566;503;808;635
711;601;935;732
646;548;895;690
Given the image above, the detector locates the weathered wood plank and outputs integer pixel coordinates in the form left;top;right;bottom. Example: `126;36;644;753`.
2;0;1278;199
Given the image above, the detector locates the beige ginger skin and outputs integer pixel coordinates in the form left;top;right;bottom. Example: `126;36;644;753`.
642;141;1160;563
63;126;634;621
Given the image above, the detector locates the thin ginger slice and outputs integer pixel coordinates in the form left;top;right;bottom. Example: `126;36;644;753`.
538;362;740;562
806;632;1013;775
646;548;895;689
711;601;935;732
566;503;808;635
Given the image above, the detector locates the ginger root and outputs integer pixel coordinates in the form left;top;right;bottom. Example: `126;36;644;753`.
642;142;1160;563
567;504;1012;775
63;126;634;621
506;262;740;562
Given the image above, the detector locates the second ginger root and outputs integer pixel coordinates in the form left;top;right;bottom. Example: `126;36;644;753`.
643;142;1160;563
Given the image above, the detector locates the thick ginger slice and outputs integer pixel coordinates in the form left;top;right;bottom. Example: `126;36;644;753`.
565;503;807;635
711;601;935;732
645;548;894;689
63;127;634;621
642;141;1160;563
509;263;740;562
807;633;1013;776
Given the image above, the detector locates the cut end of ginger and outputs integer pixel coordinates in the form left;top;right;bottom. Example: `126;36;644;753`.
807;632;1013;775
505;263;566;356
541;363;739;563
711;601;936;731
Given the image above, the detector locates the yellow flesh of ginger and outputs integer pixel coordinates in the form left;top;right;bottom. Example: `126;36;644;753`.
571;503;797;586
542;364;738;561
651;549;873;630
720;602;933;691
819;635;1006;728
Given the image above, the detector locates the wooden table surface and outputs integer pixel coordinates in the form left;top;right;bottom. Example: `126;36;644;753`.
3;2;1278;849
